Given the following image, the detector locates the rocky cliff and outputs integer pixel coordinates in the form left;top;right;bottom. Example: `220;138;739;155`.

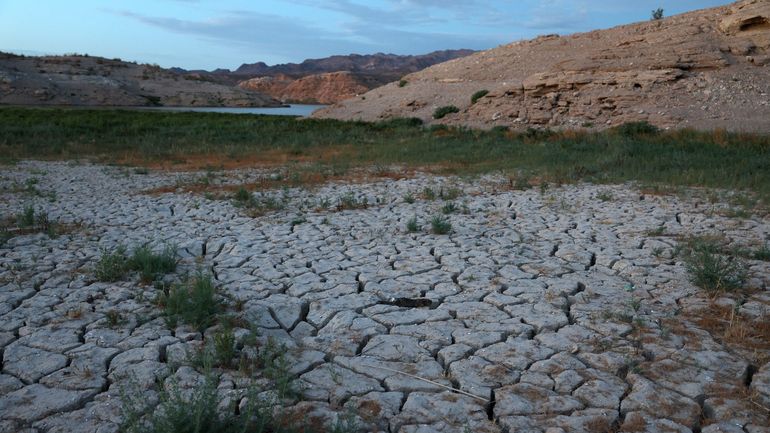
0;53;280;107
232;50;475;104
315;0;770;132
238;71;370;104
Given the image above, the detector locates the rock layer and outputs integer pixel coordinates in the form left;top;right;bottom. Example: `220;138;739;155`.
315;0;770;132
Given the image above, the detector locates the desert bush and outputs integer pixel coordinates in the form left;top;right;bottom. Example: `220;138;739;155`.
433;105;460;119
398;80;408;87
651;8;664;20
471;90;489;104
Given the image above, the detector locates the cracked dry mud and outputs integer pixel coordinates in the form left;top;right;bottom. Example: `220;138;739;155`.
1;161;769;433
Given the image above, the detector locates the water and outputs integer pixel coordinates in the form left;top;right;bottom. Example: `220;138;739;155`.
141;104;326;117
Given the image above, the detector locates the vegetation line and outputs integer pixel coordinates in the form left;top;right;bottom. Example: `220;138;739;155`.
1;107;769;199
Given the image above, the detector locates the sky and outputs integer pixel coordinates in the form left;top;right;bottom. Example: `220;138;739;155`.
0;1;731;71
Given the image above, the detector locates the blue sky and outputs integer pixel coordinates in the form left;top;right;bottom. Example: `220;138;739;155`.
0;1;730;70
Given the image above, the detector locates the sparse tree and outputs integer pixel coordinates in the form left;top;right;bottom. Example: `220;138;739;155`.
651;8;664;20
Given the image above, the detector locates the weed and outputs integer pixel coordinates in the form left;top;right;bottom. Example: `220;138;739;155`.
680;236;747;293
753;244;770;261
0;226;10;248
95;246;130;282
232;187;253;207
422;187;436;200
130;244;177;284
508;173;531;190
439;187;462;200
470;90;489;104
106;309;123;327
160;272;220;332
441;202;458;214
651;8;664;20
406;216;420;233
17;205;35;227
211;325;236;368
597;191;614;202
685;248;746;293
398;79;408;88
614;121;659;137
646;226;666;236
133;167;150;175
337;192;368;211
430;215;452;235
403;193;416;204
257;337;297;399
433;105;460;119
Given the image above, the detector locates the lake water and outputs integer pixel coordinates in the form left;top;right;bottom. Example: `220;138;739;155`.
142;104;326;117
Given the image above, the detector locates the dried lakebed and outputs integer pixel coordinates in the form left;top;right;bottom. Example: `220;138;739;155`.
0;161;769;432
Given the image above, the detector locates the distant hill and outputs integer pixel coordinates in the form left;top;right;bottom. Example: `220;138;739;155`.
0;53;280;107
231;50;476;104
232;50;475;77
315;1;770;132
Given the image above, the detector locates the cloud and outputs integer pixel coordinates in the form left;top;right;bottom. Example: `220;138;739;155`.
115;9;493;63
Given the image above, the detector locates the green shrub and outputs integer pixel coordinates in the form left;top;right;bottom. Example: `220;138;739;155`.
681;237;747;293
17;205;35;227
398;79;408;87
406;216;420;233
160;272;220;331
95;246;130;282
753;244;770;261
433;105;460;119
430;215;452;235
615;121;659;137
130;244;177;284
470;90;489;104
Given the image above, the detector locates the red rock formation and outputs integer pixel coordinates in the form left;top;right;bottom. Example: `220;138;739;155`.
239;71;369;104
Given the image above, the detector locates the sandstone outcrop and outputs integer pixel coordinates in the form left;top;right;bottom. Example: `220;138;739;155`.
315;0;770;132
238;71;369;104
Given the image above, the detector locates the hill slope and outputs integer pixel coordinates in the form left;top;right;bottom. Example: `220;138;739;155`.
314;0;770;132
0;53;280;107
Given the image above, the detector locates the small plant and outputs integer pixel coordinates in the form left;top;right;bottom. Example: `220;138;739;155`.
398;79;408;87
212;325;236;368
430;215;452;235
651;8;664;20
232;187;253;207
406;216;420;233
133;167;149;175
753;244;770;261
439;187;462;200
257;337;297;399
105;309;122;327
441;202;458;214
95;246;130;282
129;244;177;284
160;272;220;331
433;105;460;119
422;187;436;200
597;191;614;202
681;236;747;294
337;192;368;211
17;204;35;227
685;248;746;293
615;121;659;137
403;193;416;204
470;90;489;104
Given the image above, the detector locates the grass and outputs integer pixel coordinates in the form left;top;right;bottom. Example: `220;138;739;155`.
1;108;769;200
680;236;747;294
430;215;452;234
94;244;177;283
159;272;220;331
406;216;420;233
